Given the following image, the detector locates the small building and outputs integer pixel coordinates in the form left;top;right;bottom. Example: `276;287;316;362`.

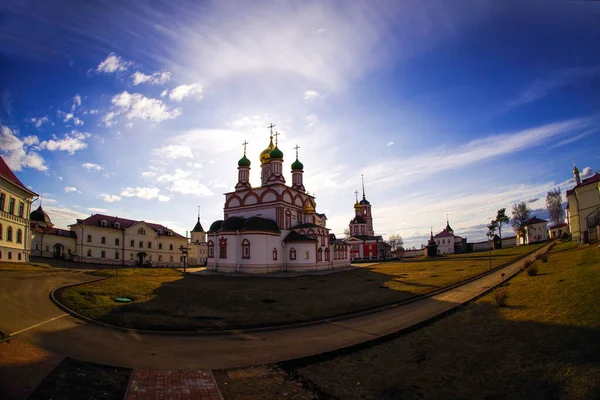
30;204;77;259
188;216;208;267
548;223;568;240
0;156;37;262
566;162;600;244
517;216;549;245
432;219;467;255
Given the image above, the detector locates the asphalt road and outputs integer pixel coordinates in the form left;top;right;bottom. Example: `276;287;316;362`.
0;244;550;370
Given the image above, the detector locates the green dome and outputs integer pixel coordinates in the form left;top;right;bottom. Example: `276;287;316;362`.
269;146;284;159
291;158;304;170
238;154;251;167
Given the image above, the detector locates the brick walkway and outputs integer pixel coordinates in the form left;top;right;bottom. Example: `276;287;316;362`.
0;338;63;400
126;369;223;400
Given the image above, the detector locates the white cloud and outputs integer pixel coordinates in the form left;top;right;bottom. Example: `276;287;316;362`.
141;171;156;178
158;195;171;202
82;162;103;171
160;89;168;97
167;178;213;196
0;125;47;171
153;144;193;159
89;109;99;115
64;186;78;193
168;83;204;102
39;130;90;155
30;116;49;128
88;207;108;213
305;114;319;128
304;90;321;102
96;53;132;73
581;166;594;179
62;112;84;126
100;194;121;203
132;71;172;85
105;91;181;125
156;168;190;183
73;95;82;108
386;141;394;147
58;176;63;181
120;186;162;200
23;136;39;146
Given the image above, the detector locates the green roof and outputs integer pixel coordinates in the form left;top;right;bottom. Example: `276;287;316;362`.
291;158;304;170
269;146;283;159
238;154;251;167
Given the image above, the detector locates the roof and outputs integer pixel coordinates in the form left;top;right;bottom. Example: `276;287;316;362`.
433;230;454;238
566;172;600;196
0;156;37;195
359;198;370;205
30;204;52;224
284;231;317;243
350;216;366;224
549;222;568;230
208;220;223;233
209;216;280;233
74;214;184;237
192;218;204;232
525;216;548;226
33;226;77;238
348;234;382;241
293;222;323;229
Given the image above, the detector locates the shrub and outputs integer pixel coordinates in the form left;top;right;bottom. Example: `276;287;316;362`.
522;259;532;270
492;288;508;306
527;264;539;276
562;232;572;241
540;254;548;263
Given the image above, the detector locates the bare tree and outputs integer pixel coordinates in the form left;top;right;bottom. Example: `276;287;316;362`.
494;208;510;244
386;234;404;252
511;202;531;235
546;188;563;226
343;228;350;239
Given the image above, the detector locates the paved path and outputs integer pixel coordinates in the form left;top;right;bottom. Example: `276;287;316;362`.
126;370;222;400
0;244;550;370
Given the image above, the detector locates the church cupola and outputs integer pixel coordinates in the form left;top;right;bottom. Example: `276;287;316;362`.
236;141;251;191
291;144;305;192
260;124;276;185
573;159;581;185
191;206;206;244
266;131;286;185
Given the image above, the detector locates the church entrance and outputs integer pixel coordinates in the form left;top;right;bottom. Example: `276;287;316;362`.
137;252;147;266
53;244;64;259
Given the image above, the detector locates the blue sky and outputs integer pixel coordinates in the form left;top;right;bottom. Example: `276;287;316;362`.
1;0;599;248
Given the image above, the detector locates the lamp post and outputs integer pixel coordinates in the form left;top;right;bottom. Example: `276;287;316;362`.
487;233;492;270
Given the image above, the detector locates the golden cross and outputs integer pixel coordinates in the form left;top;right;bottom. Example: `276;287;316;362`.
294;144;300;159
268;123;275;136
273;131;280;146
242;140;248;155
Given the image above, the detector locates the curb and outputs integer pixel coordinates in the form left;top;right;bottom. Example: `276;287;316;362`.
49;242;553;336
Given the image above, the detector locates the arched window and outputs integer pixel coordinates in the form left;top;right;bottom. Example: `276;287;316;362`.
318;248;323;261
45;245;49;252
169;244;173;251
87;234;92;243
101;220;108;227
325;248;329;261
18;253;22;260
0;223;3;239
157;229;163;235
130;240;134;247
272;248;278;261
101;250;106;258
87;249;92;257
113;222;120;229
208;241;214;258
285;210;291;230
148;242;152;249
242;239;250;259
101;236;106;244
219;237;227;259
139;241;143;248
115;252;120;260
8;251;12;260
7;226;12;242
16;229;22;243
158;243;163;250
115;238;120;246
290;247;296;260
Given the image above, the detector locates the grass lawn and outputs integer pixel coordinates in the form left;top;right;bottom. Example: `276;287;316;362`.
288;241;600;400
58;243;544;331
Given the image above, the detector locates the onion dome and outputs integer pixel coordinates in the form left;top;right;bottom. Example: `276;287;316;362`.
208;220;223;233
354;201;361;210
291;157;304;170
304;201;315;214
238;154;251;167
269;146;283;159
243;216;280;233
30;204;52;225
260;136;275;164
573;165;579;175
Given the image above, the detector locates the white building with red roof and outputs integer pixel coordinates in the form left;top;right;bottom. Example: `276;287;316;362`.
432;218;467;255
0;156;37;262
566;162;600;244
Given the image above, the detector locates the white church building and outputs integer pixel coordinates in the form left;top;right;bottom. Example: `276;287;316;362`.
206;128;350;273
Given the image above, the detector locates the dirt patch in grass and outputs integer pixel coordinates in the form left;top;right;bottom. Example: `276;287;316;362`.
287;245;600;400
58;244;544;331
29;357;131;400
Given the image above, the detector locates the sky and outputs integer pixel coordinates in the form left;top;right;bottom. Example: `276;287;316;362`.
1;0;599;249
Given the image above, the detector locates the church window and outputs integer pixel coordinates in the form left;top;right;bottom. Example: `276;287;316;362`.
208;241;214;258
18;202;24;217
130;240;134;247
87;249;92;257
273;248;278;261
7;226;12;242
219;237;227;259
139;241;143;248
115;252;120;259
169;244;174;251
318;248;323;261
17;229;22;243
325;248;329;261
285;211;291;230
242;239;250;259
290;248;296;260
87;234;92;243
101;250;106;258
361;226;365;234
101;220;108;227
101;236;106;244
148;242;152;249
304;251;310;260
159;243;163;250
115;238;120;246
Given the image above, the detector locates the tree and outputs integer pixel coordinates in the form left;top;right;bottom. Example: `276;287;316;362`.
487;220;498;237
546;188;563;226
511;202;531;235
494;208;510;243
387;234;404;252
343;228;350;239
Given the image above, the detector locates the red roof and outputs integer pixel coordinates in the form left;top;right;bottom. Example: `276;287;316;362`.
549;222;568;230
433;230;454;238
74;214;184;238
566;172;600;196
0;156;36;195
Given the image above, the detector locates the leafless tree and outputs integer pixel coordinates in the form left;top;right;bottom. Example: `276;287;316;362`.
546;188;563;226
386;234;404;252
511;202;531;235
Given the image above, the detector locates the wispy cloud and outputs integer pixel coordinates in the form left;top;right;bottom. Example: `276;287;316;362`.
548;128;597;149
96;53;132;73
100;194;121;203
64;186;79;193
120;186;170;201
167;83;204;102
304;90;321;102
82;162;103;171
132;71;172;85
39;130;90;155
